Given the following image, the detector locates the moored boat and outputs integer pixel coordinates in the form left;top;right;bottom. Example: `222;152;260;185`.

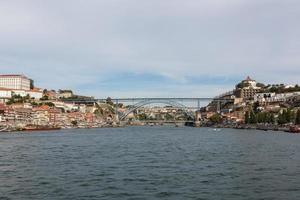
23;125;61;131
285;126;300;133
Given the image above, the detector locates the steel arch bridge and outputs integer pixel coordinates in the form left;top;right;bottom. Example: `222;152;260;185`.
118;99;196;121
62;97;233;122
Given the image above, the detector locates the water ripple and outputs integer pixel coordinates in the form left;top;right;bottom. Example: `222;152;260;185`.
1;127;300;200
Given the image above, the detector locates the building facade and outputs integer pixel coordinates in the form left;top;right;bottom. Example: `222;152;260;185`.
234;76;262;100
0;88;12;99
0;75;31;90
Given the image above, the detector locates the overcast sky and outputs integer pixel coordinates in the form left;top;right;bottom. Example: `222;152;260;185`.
0;0;299;98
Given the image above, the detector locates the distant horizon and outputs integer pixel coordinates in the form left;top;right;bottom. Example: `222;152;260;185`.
1;0;299;97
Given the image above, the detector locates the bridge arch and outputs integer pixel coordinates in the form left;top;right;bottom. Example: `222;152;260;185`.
119;99;195;121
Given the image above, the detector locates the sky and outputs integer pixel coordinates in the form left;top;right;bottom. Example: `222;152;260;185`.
0;0;299;98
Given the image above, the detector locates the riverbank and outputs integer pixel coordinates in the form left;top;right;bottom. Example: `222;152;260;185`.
0;123;123;133
1;122;299;134
206;123;300;134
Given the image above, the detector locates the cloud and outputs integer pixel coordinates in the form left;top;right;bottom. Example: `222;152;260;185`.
0;0;299;97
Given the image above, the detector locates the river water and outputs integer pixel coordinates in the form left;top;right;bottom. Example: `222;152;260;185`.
1;126;300;200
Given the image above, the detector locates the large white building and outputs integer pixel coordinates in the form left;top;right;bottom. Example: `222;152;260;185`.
0;75;43;100
0;74;31;90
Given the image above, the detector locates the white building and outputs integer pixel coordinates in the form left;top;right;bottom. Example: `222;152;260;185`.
26;89;43;100
0;88;13;99
0;74;31;90
12;90;27;97
255;92;300;103
0;88;43;100
254;93;276;102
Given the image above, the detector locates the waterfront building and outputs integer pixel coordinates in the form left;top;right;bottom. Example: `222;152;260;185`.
13;108;32;123
3;107;16;122
32;105;50;125
48;108;62;125
0;104;6;122
0;74;31;90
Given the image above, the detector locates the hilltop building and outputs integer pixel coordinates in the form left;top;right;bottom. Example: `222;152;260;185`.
58;90;73;99
0;74;30;90
0;75;42;101
234;76;262;100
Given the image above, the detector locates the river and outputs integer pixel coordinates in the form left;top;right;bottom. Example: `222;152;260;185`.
1;126;300;200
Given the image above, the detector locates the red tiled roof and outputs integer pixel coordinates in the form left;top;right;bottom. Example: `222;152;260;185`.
33;105;50;111
0;103;6;110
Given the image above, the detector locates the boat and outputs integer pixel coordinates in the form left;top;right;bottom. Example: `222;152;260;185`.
285;126;300;133
0;126;8;132
23;125;61;131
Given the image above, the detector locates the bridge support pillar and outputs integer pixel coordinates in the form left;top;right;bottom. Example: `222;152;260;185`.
115;99;120;124
194;111;202;127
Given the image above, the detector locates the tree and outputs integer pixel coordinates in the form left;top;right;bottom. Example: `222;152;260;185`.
40;95;49;101
244;111;250;124
295;110;300;125
165;113;174;121
44;102;55;107
138;113;147;120
278;110;288;125
256;83;265;88
257;112;266;123
253;101;260;113
94;107;104;116
71;120;78;126
249;111;257;124
286;109;292;123
31;102;38;106
269;113;275;124
106;97;114;106
209;113;222;124
30;79;34;89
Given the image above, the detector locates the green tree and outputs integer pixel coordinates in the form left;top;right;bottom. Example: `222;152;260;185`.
270;113;275;124
209;113;222;124
165;113;174;121
286;109;292;123
253;101;260;113
257;112;267;123
244;111;250;124
106;97;114;106
295;110;300;125
278;110;288;125
44;102;55;107
138;113;147;120
30;79;34;89
249;111;257;124
71;120;78;126
40;95;49;101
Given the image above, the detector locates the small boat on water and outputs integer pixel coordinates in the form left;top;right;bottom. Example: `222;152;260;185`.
23;125;61;131
0;126;8;132
287;126;300;133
